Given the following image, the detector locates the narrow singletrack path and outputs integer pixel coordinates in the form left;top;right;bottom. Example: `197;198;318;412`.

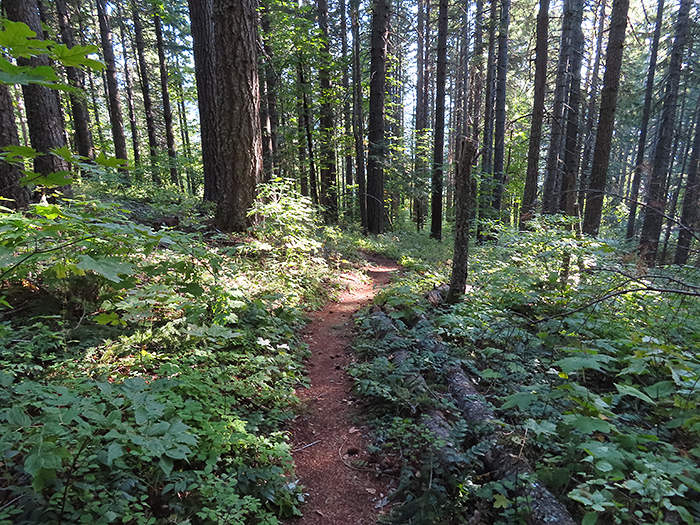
286;255;400;525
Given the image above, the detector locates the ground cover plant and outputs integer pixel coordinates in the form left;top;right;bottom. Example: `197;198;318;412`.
0;179;347;525
349;215;700;524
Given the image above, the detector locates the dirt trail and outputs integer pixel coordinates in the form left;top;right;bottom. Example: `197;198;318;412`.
286;255;400;525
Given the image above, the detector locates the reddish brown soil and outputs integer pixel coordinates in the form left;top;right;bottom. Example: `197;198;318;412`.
286;255;400;525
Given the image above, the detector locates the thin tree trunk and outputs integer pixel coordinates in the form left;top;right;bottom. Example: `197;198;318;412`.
625;0;664;239
560;0;584;216
492;0;510;213
430;0;449;240
95;0;128;167
318;0;338;222
154;13;179;186
261;1;279;178
520;0;549;227
638;0;691;263
116;3;141;167
582;0;630;236
414;0;428;231
674;90;700;265
367;0;389;234
351;0;367;231
132;0;160;183
542;0;576;213
340;0;353;219
0;83;31;208
578;0;606;212
55;0;94;161
298;62;319;204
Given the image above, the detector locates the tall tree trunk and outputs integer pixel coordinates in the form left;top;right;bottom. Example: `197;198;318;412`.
559;0;584;216
5;0;71;194
298;62;319;204
469;0;484;143
481;0;497;177
132;1;160;183
582;0;630;236
578;0;606;212
95;0;128;167
367;0;389;234
520;0;549;227
55;0;94;161
212;0;263;231
116;3;141;167
188;0;219;200
318;0;338;222
340;0;353;218
429;0;449;240
542;0;576;213
0;84;31;208
350;0;367;231
492;0;510;213
154;13;179;187
638;0;691;263
625;0;664;239
414;0;428;231
674;91;700;265
261;1;279;179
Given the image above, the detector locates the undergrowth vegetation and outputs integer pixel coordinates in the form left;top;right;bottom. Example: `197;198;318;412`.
350;215;700;525
0;179;346;524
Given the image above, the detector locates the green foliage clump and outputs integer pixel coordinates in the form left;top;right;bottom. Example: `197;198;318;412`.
0;184;346;524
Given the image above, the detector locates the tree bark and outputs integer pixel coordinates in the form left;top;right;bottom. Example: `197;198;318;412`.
318;0;338;222
625;0;663;239
520;0;549;228
95;0;128;167
674;92;700;265
559;0;584;216
447;138;476;304
132;0;160;183
492;0;510;214
188;0;219;200
367;0;389;235
638;0;691;263
212;0;263;232
414;0;428;231
154;13;179;187
116;2;140;167
55;0;94;161
351;0;367;232
582;0;630;236
0;84;31;208
4;0;72;194
429;0;449;241
261;1;279;179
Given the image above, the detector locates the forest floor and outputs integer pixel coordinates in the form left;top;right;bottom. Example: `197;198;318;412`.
286;255;400;525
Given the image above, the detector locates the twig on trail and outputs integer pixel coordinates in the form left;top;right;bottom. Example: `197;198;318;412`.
338;442;398;479
294;440;321;452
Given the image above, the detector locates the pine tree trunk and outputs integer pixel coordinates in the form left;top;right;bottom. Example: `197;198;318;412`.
492;0;510;214
582;0;630;236
298;62;319;204
414;0;428;231
674;91;700;265
542;0;576;213
520;0;549;227
351;0;367;231
625;0;664;239
212;0;262;232
318;0;338;222
340;0;353;218
154;13;179;187
578;0;606;212
0;84;31;208
559;0;584;216
95;0;128;166
55;0;94;161
429;0;448;240
260;2;280;178
188;0;219;200
5;0;72;194
132;1;160;183
367;0;389;235
116;4;141;167
638;0;691;263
